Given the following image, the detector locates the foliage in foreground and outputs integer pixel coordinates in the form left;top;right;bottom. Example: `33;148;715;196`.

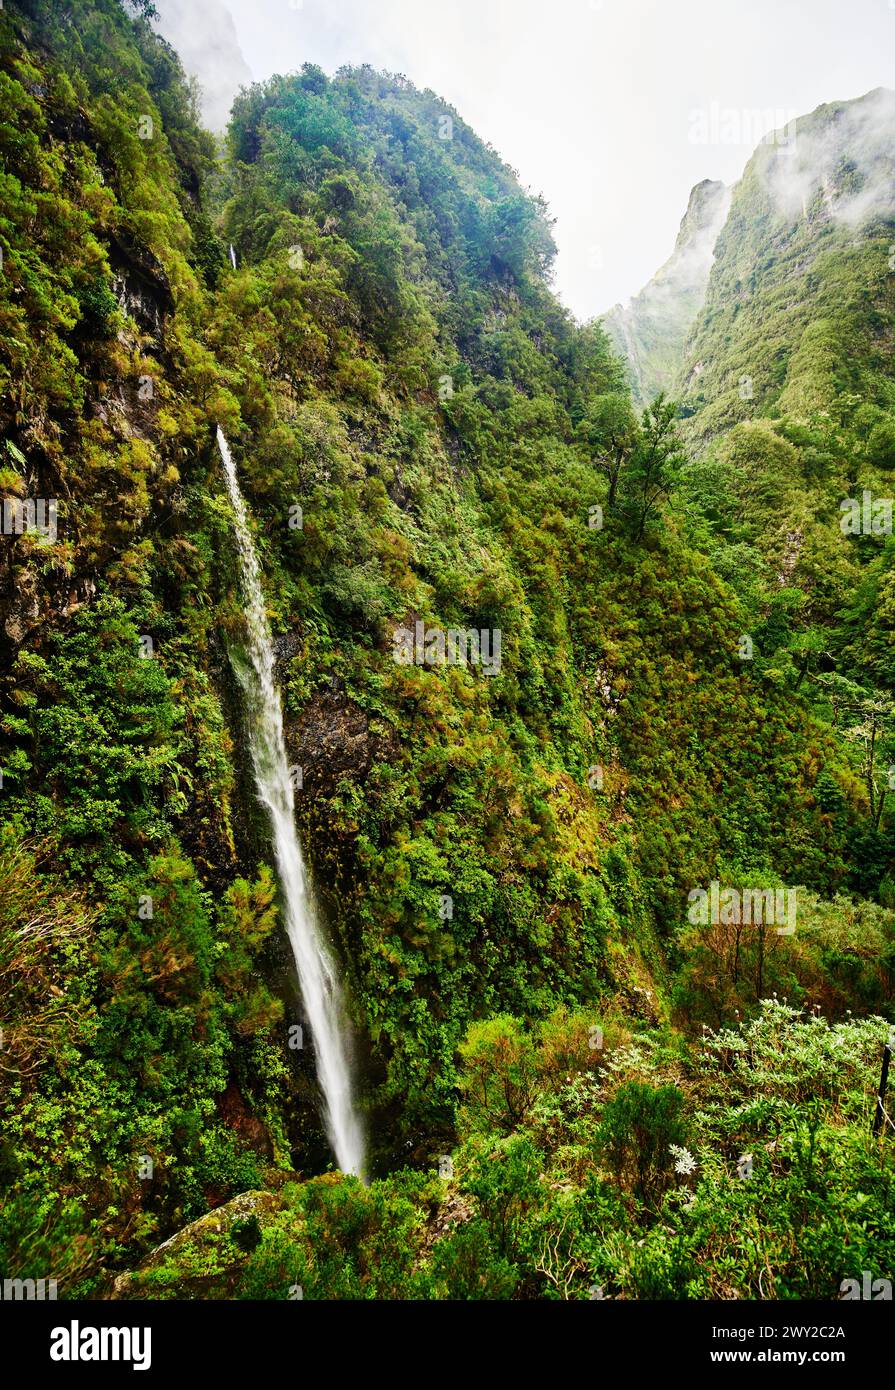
114;1004;895;1301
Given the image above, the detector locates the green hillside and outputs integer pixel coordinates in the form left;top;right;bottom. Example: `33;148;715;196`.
0;0;892;1300
674;90;895;906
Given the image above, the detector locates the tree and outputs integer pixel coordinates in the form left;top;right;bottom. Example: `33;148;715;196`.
579;393;639;508
428;1219;517;1300
622;393;687;541
817;675;895;831
458;1016;539;1134
122;0;159;18
487;195;556;282
866;416;895;470
465;1135;542;1260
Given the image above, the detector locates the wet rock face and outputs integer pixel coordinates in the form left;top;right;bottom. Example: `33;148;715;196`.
90;378;157;438
0;560;40;644
109;230;173;344
216;1083;273;1160
287;688;376;797
0;545;98;649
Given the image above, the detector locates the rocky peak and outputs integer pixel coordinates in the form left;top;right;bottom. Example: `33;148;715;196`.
601;179;731;407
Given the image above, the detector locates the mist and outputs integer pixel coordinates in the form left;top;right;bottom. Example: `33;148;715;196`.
153;0;252;132
761;86;895;229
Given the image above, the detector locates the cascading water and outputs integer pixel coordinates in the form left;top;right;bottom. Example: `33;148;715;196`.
217;427;365;1178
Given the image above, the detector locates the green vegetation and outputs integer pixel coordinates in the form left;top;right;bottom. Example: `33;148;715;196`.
0;1;891;1298
674;92;895;911
114;1003;895;1301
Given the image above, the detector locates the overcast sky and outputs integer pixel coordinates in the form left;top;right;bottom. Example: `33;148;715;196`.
156;0;895;319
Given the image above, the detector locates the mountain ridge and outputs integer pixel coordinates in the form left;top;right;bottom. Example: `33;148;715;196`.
601;177;730;407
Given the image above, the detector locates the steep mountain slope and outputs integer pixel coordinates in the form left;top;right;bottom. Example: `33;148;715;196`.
679;88;895;441
601;178;730;407
672;89;895;903
211;65;875;1124
0;0;891;1300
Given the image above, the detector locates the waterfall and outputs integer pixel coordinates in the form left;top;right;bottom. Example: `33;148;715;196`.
216;427;365;1178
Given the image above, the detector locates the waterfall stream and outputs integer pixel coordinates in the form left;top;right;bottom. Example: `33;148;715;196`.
217;427;365;1178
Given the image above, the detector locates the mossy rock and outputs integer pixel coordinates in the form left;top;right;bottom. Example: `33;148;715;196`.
110;1190;283;1300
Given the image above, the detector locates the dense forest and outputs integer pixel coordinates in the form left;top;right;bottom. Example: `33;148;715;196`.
0;0;893;1302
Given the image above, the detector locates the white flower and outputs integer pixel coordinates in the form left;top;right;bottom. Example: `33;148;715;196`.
670;1144;697;1176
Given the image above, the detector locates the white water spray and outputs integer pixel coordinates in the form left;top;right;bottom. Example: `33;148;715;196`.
217;427;365;1178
